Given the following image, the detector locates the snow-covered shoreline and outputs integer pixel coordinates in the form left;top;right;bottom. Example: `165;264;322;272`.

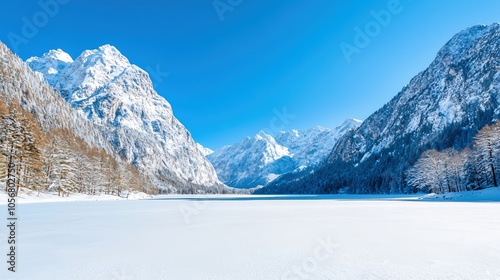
2;186;499;205
0;188;153;204
418;187;500;202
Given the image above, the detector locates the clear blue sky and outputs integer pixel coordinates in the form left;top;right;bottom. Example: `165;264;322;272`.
1;0;500;150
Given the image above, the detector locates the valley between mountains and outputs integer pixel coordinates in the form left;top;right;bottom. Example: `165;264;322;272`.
2;24;500;197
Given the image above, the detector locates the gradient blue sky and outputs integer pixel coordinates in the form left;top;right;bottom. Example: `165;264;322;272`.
1;0;500;150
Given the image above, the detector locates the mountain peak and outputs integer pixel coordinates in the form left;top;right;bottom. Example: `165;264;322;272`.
26;49;74;86
98;44;118;52
45;49;73;63
255;130;273;140
77;44;130;66
436;23;500;63
97;44;128;61
196;143;214;157
339;118;363;128
27;48;73;64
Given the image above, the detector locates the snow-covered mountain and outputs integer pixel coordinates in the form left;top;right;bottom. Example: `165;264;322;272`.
0;42;114;155
275;119;362;168
196;143;214;157
208;119;361;188
27;45;223;190
208;131;294;189
263;23;500;194
0;42;158;193
27;49;74;86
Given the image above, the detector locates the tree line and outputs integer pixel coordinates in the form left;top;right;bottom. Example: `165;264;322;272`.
407;121;500;193
0;100;157;197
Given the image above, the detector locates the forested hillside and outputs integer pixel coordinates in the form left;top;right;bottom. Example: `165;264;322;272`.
0;42;156;196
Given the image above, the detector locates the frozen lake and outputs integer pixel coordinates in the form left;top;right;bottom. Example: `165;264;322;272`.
1;195;500;280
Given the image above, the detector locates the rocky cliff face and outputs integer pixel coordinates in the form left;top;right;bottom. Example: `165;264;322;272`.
27;45;223;190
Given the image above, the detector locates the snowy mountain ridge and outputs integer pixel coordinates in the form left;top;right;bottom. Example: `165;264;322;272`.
27;45;223;190
196;143;214;157
276;119;362;167
330;23;500;163
263;23;500;194
208;119;361;188
0;42;115;156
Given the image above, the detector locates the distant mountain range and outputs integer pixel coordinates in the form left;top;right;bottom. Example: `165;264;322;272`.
207;119;361;188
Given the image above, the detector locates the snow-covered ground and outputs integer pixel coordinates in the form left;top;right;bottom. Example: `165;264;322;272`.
0;190;500;280
419;187;500;202
0;188;153;204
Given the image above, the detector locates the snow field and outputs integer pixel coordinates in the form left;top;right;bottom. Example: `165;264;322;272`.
0;195;499;279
